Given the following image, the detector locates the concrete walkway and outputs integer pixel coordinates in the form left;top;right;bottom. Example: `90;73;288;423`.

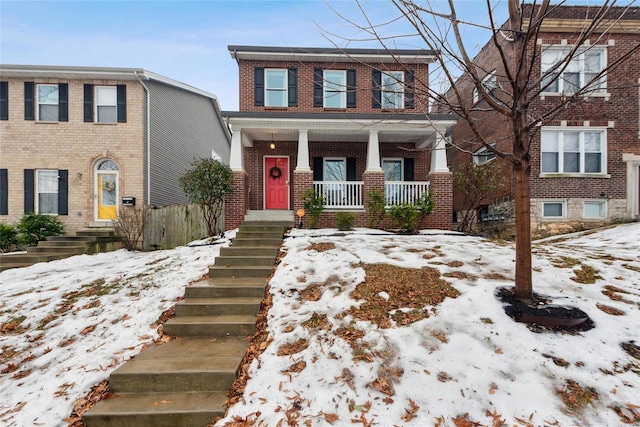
83;219;291;427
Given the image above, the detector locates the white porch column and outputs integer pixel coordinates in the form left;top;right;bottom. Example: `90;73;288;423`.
229;127;244;172
430;135;449;173
366;130;382;172
295;129;310;171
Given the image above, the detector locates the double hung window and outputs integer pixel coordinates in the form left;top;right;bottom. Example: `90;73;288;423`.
541;129;605;174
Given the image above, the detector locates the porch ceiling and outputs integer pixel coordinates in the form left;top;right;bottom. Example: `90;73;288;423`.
223;112;457;145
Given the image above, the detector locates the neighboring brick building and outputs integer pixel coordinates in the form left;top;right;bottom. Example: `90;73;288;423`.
222;46;457;230
446;5;640;236
0;65;230;235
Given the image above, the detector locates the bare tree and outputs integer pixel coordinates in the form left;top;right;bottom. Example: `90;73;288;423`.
325;0;640;302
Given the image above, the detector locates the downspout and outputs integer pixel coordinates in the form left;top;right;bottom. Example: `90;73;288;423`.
135;71;152;204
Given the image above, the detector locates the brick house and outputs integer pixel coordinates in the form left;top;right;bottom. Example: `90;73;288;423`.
0;65;230;236
222;45;457;230
446;5;640;236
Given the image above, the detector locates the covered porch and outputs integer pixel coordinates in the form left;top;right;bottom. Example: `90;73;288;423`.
223;112;456;230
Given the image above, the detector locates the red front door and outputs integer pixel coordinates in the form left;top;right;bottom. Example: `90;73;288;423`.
265;157;289;209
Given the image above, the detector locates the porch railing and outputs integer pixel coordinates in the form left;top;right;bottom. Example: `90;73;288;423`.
384;181;431;207
311;180;431;209
313;181;363;209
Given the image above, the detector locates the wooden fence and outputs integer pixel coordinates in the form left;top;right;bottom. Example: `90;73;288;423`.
144;204;220;250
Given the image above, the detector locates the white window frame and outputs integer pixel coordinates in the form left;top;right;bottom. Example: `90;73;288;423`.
382;158;404;181
472;145;496;165
323;71;346;109
583;200;607;219
95;86;118;123
323;157;346;181
541;200;567;219
381;71;404;109
540;127;607;176
473;70;497;104
36;169;59;215
36;84;59;122
541;45;607;96
265;69;287;107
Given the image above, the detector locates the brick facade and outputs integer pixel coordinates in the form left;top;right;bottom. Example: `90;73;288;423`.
446;6;640;234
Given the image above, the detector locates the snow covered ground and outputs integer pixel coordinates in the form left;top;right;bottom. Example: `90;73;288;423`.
0;224;639;426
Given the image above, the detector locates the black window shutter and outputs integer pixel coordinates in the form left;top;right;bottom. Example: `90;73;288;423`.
404;70;415;109
117;85;127;123
0;81;8;120
84;84;94;122
254;67;264;106
58;83;68;122
313;157;323;181
58;170;68;215
313;68;323;108
346;69;356;108
0;169;7;215
404;158;415;181
24;169;34;214
288;68;297;107
346;157;357;181
24;82;34;120
372;70;382;109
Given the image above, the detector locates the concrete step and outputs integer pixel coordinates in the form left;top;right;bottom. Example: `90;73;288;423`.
235;230;284;240
209;265;273;278
163;315;257;337
175;297;262;316
0;252;69;263
216;255;276;266
185;278;266;298
77;229;116;237
27;245;86;255
82;391;225;427
47;235;117;243
36;240;91;247
231;237;283;247
0;262;32;272
220;246;278;257
239;223;290;233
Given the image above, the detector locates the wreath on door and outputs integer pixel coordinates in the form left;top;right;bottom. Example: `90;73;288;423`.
269;166;282;179
102;180;116;192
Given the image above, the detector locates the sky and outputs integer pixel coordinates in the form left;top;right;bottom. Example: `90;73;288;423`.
0;222;639;426
0;0;516;111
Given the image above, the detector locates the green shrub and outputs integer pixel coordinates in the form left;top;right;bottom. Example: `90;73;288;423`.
388;191;435;234
17;213;65;247
335;212;356;231
302;188;325;229
389;203;421;233
366;189;386;229
0;223;19;252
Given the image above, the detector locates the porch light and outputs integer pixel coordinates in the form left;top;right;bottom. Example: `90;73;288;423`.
270;142;276;150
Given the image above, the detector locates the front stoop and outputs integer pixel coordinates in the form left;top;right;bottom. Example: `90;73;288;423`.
0;228;122;272
83;219;289;427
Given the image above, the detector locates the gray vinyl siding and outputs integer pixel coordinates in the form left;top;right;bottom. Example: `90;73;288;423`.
146;80;230;205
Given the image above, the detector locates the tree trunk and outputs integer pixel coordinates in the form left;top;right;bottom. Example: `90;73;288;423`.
513;159;533;302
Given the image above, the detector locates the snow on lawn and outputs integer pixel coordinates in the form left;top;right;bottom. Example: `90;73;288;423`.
218;223;640;427
0;234;232;427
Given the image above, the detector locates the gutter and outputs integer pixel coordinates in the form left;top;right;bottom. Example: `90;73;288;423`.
134;71;152;205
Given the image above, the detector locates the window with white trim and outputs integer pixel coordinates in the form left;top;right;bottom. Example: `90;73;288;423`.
36;170;58;214
473;71;497;103
382;72;404;109
37;84;59;121
324;71;346;108
323;158;346;181
473;145;496;165
265;69;287;107
541;129;605;174
95;86;117;123
541;46;606;95
583;201;606;218
382;158;403;181
542;201;566;218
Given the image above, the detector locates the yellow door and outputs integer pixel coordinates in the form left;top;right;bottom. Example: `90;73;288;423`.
97;173;117;220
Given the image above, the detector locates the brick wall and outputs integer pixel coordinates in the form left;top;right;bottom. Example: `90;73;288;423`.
0;77;145;234
237;59;431;114
225;171;248;230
